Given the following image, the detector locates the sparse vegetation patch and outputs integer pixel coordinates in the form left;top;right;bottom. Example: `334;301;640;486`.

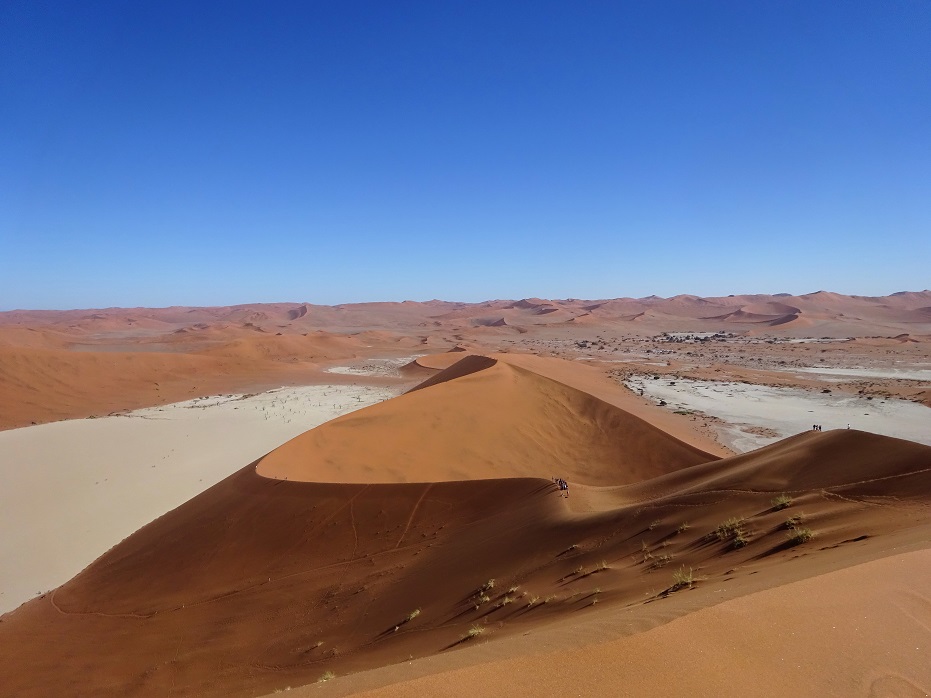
715;517;750;549
715;517;744;540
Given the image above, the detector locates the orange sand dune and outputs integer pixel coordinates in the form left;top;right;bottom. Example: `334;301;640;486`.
405;352;728;456
2;419;929;697
482;353;729;457
0;330;417;429
0;345;331;429
408;349;475;371
256;355;717;484
197;331;364;362
398;348;473;379
405;353;496;391
703;303;805;325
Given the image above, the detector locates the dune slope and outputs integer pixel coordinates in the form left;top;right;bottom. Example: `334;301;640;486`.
340;548;931;698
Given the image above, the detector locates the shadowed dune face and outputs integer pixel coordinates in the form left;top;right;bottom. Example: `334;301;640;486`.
404;354;497;392
256;355;718;484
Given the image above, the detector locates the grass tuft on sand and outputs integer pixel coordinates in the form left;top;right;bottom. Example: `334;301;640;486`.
670;566;695;591
465;624;486;640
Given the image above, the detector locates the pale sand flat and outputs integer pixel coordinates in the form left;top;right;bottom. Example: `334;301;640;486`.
0;384;397;614
628;376;931;452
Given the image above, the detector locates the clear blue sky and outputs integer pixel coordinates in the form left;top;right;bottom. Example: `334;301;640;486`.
2;1;929;309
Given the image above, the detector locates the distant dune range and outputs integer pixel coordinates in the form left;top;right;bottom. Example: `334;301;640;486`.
1;290;930;429
1;354;930;697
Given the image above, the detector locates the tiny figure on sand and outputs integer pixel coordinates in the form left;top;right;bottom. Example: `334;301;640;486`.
553;477;569;498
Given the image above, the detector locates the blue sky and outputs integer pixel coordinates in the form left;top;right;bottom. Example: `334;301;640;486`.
2;1;929;309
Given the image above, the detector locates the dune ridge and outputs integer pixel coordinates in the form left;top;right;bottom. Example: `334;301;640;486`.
256;355;718;484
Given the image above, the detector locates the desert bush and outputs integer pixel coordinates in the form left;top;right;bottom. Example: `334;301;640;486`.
771;493;793;510
787;527;814;544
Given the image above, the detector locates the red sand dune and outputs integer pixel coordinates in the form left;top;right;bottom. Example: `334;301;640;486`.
1;351;930;697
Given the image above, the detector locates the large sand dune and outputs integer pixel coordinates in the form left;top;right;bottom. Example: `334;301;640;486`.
257;355;717;484
1;354;930;697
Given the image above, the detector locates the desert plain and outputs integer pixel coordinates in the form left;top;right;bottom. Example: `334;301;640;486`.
0;290;930;697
